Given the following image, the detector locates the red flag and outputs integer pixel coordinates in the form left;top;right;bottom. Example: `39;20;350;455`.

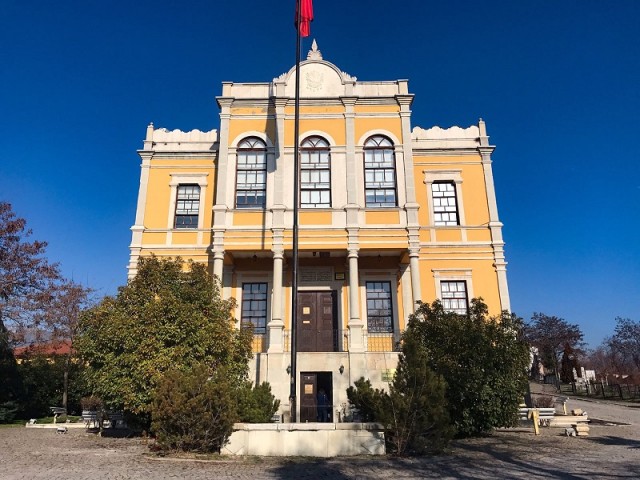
295;0;314;37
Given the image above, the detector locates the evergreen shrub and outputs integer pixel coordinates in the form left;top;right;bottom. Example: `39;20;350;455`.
237;381;280;423
151;363;237;453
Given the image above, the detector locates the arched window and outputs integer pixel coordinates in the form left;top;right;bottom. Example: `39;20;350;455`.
363;136;397;207
236;137;267;208
300;136;331;208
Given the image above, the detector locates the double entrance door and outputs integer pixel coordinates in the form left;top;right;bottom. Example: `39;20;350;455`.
296;291;338;352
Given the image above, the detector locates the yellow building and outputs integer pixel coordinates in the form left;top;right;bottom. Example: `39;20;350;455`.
128;42;510;422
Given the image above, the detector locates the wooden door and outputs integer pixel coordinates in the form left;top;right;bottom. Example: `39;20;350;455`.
297;291;336;352
300;373;317;423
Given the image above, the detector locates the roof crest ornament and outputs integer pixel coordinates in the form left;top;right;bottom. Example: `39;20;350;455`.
307;39;322;60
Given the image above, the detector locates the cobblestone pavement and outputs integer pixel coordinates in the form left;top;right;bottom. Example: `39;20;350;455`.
1;400;638;480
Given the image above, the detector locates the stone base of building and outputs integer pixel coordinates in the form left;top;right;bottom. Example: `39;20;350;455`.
250;351;400;422
223;422;385;457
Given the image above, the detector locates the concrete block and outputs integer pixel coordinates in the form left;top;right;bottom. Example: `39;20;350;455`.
223;423;385;457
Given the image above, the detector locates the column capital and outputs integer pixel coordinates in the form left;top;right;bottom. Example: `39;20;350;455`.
477;146;495;160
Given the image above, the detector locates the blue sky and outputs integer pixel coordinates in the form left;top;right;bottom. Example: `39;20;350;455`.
1;1;638;347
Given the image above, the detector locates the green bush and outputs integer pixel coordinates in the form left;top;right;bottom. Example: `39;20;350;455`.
237;381;280;423
151;363;237;453
0;401;19;423
347;324;453;455
410;299;530;437
346;378;385;422
77;257;252;424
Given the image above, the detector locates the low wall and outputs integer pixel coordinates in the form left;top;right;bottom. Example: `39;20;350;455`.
223;423;385;457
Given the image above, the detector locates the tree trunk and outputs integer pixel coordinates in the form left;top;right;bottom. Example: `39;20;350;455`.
62;354;69;414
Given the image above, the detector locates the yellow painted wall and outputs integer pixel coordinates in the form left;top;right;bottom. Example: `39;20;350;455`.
229;119;276;145
354;105;400;114
141;232;167;245
418;259;503;315
365;210;400;224
414;160;490;228
285;119;346;145
435;228;462;243
300;211;332;225
144;170;172;228
285;105;345;115
143;163;215;231
231;107;270;116
466;229;492;242
355;118;402;144
171;232;199;245
233;212;267;226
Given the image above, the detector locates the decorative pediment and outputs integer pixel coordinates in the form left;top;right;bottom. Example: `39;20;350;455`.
272;40;357;97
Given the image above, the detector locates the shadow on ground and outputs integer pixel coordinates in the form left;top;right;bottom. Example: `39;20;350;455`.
587;435;640;449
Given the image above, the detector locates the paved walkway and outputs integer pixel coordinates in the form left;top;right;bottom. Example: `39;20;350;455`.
0;399;638;479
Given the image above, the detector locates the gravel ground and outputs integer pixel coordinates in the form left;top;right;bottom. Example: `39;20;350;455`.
0;399;638;479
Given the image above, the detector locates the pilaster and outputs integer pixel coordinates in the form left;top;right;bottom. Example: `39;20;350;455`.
478;119;511;311
341;97;358;208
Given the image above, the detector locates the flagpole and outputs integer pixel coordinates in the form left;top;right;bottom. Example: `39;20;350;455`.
289;0;303;424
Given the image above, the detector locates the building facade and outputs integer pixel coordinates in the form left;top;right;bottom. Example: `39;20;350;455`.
128;42;510;422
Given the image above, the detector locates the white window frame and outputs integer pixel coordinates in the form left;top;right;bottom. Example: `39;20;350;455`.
235;137;267;209
168;173;208;230
433;269;474;314
300;136;331;208
363;136;397;208
423;170;465;227
360;273;400;335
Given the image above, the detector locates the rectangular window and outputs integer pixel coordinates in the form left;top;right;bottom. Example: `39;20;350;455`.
241;283;268;334
364;148;397;207
301;150;331;207
441;281;468;314
432;181;459;226
236;150;267;208
174;184;200;229
366;281;394;333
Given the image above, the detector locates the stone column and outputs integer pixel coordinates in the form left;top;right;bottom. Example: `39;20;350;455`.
268;249;285;353
213;250;225;282
347;249;365;352
408;248;422;311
